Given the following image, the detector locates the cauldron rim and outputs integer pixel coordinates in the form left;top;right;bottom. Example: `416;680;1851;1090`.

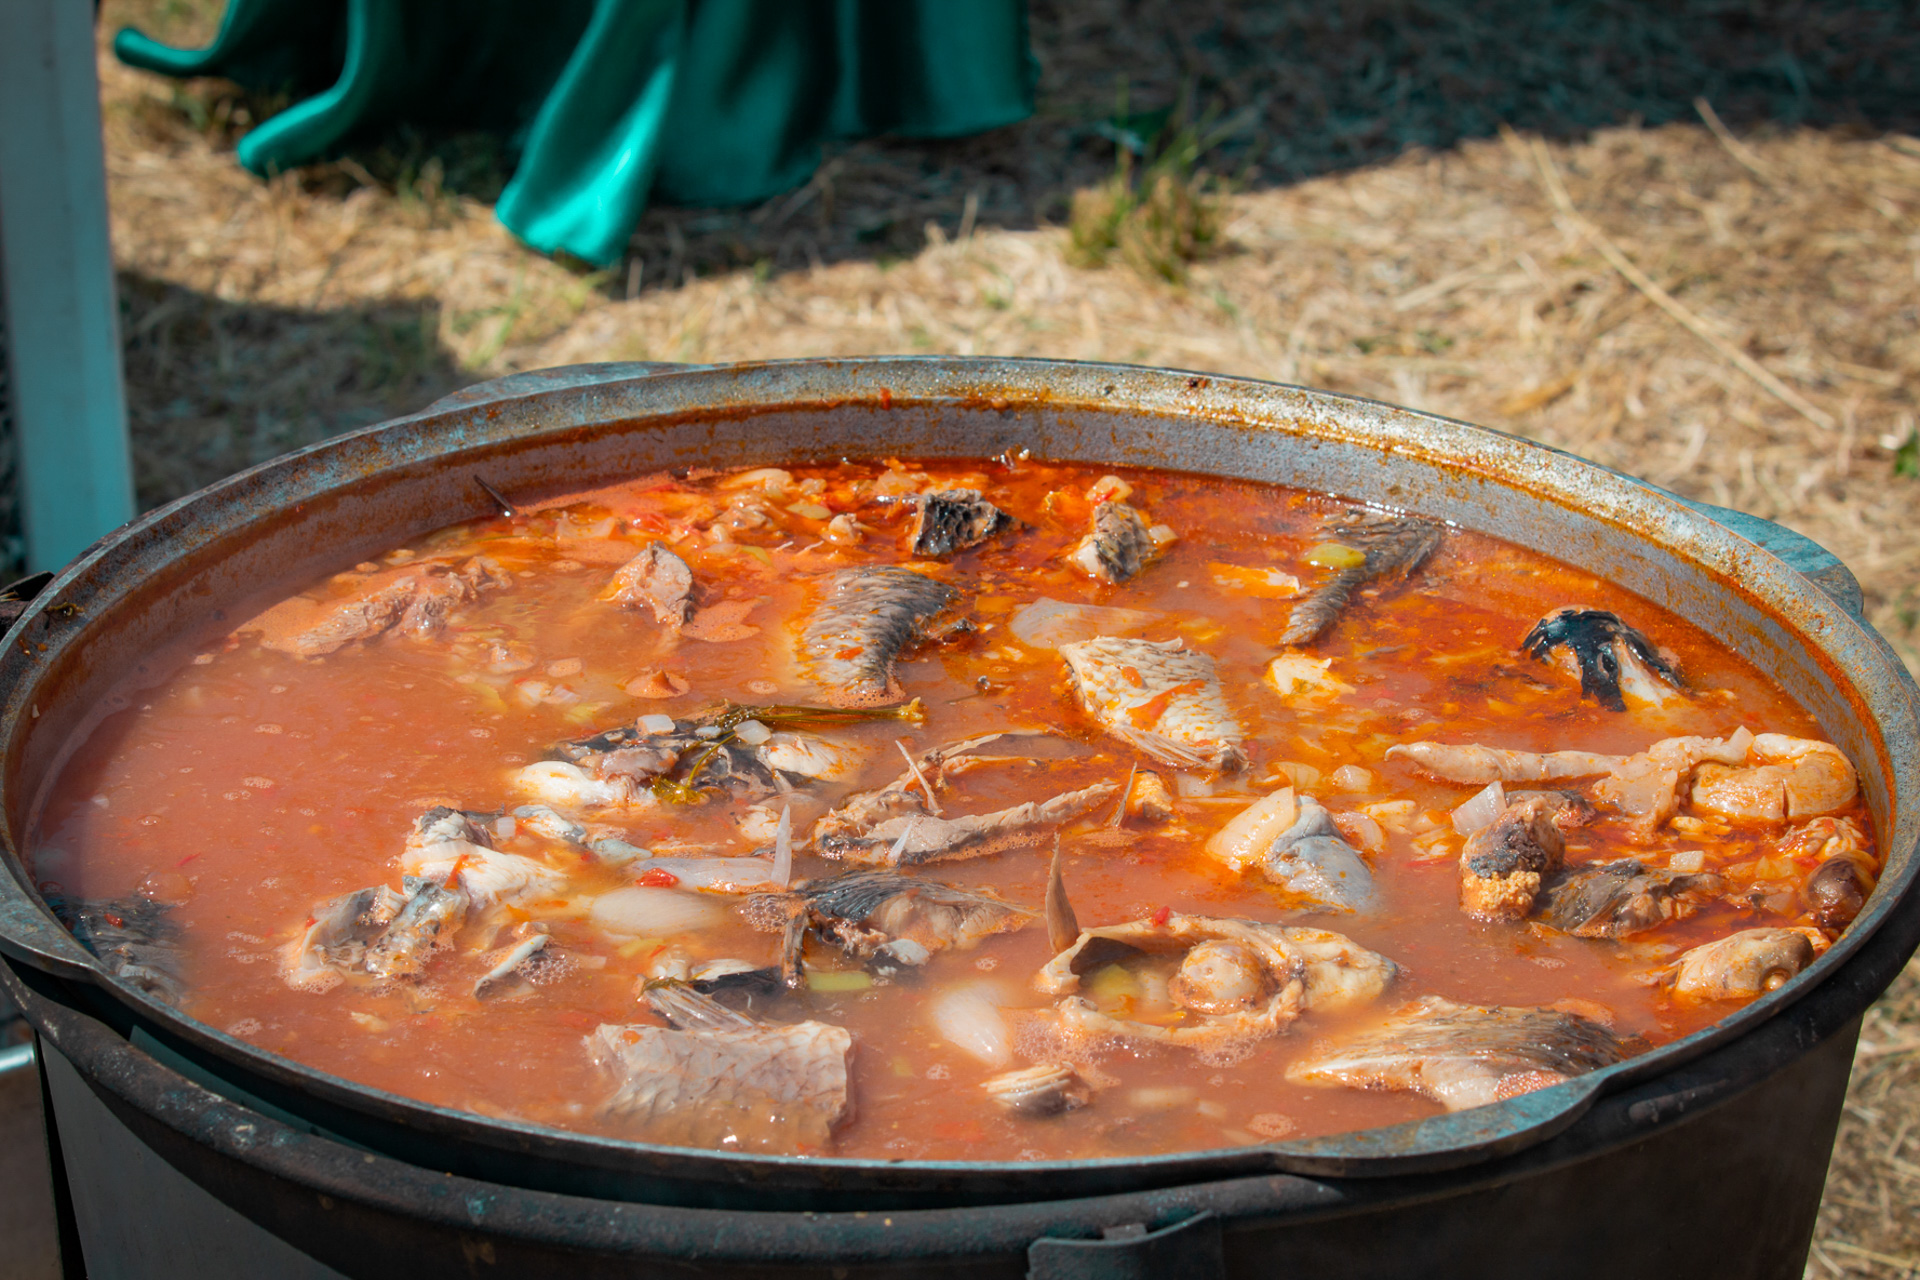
0;355;1912;1207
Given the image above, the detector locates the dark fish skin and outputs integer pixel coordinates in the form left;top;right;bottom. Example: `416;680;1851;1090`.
801;567;960;708
909;490;1013;557
815;782;1118;867
363;876;469;979
1280;513;1443;646
54;893;184;1004
1458;796;1564;922
1286;994;1632;1112
1073;501;1157;583
1521;608;1682;711
747;869;1033;986
1538;858;1723;938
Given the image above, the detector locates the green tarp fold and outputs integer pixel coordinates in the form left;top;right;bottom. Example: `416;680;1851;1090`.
116;0;1035;265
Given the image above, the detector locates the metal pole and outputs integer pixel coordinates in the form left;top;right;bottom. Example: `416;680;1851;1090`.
0;0;135;573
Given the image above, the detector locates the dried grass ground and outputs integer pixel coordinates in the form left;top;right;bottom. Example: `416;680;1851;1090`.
93;3;1920;1275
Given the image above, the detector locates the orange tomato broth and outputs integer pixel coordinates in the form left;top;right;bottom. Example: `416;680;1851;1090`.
29;457;1870;1162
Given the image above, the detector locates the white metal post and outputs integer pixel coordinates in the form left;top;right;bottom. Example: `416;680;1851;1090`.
0;0;135;573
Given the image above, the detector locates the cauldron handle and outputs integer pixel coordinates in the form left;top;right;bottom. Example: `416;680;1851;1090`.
1621;474;1865;617
1028;1211;1225;1280
0;870;106;985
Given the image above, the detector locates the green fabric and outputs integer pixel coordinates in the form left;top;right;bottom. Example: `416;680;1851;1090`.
114;0;1035;266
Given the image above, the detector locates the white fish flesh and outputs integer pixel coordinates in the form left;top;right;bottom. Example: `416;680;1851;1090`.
592;985;854;1152
1059;636;1246;771
1285;995;1630;1112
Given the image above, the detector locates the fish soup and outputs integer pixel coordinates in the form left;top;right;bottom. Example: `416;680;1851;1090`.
33;458;1878;1160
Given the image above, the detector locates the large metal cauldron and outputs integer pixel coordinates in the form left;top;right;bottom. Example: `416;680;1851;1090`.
0;358;1914;1278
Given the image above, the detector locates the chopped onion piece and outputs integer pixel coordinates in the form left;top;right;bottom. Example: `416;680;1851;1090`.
930;986;1012;1067
1204;787;1297;872
638;714;676;735
1270;761;1323;791
733;719;771;746
771;804;794;888
719;467;793;492
1668;849;1707;873
1328;765;1375;793
1334;810;1387;855
1174;773;1214;798
1451;781;1508;836
588;887;725;938
1266;653;1355;698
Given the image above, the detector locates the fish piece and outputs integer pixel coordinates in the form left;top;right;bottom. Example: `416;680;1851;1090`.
1045;843;1079;955
474;932;552;1001
283;885;406;992
406;806;498;852
1458;796;1565;922
363;876;469;980
807;730;1069;850
1278;926;1399;1013
1068;500;1158;583
552;716;852;810
984;1064;1090;1116
1538;859;1723;939
1036;914;1393;1052
815;782;1119;867
512;760;653;808
400;807;569;906
1059;636;1246;771
592;985;854;1152
1285;995;1629;1112
1127;769;1176;823
760;732;867;782
1691;734;1858;821
907;489;1013;557
55;894;185;1004
1260;795;1377;912
749;869;1034;985
1504;790;1600;831
1391;729;1755;838
602;543;696;627
244;558;506;658
800;567;961;708
1592;728;1755;834
511;811;648;863
1280;513;1443;646
1386;742;1624;785
589;836;652;866
1785;816;1877;929
513;804;589;845
1665;928;1825;1001
1521;608;1684;711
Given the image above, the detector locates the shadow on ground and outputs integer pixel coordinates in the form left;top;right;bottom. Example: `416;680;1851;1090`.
114;0;1920;290
118;272;473;509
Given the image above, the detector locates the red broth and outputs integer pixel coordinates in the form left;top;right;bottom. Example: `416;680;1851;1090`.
31;458;1875;1161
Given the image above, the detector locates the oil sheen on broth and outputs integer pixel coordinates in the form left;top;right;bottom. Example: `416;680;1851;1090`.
33;458;1879;1160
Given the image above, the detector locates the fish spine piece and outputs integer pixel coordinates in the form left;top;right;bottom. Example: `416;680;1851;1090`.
801;566;959;708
